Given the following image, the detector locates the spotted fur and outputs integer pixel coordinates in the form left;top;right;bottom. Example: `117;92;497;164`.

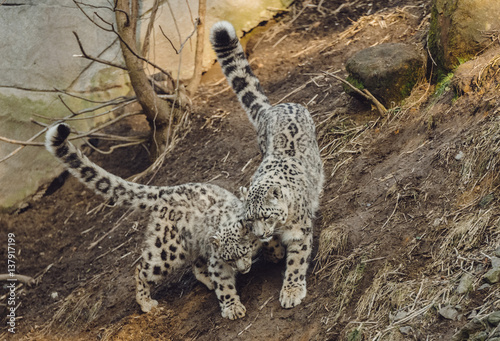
45;123;284;320
211;21;324;309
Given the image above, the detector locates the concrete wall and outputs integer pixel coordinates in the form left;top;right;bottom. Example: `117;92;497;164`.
0;0;287;210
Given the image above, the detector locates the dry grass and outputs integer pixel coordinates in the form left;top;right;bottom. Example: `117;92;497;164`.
314;223;350;271
314;247;371;327
461;114;500;192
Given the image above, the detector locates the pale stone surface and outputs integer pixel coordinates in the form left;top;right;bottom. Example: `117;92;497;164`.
0;0;128;210
0;0;287;209
139;0;287;79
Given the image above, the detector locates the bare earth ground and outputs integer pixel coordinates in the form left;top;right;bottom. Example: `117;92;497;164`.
2;0;500;340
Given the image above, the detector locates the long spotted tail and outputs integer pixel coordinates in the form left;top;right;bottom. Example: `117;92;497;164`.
210;21;271;127
45;123;160;209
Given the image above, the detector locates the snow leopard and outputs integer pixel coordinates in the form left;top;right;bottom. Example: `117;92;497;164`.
45;123;284;320
210;21;324;309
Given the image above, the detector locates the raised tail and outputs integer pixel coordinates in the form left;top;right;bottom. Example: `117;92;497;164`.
45;124;160;210
210;21;271;127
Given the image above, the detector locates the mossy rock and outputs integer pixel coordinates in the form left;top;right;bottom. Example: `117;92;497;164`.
428;0;500;79
345;43;425;107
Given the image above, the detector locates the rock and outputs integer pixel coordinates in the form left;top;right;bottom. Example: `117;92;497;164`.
457;273;474;294
495;246;500;258
468;310;478;319
479;194;495;208
491;256;500;269
470;331;488;341
439;305;459;320
50;292;59;300
484;268;500;284
452;47;500;95
391;310;408;322
345;43;425;107
428;0;500;76
452;317;488;341
399;326;413;335
484;257;500;284
478;283;491;291
487;311;500;326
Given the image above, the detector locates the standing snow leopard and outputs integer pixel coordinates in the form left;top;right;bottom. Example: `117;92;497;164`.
210;21;324;309
45;123;284;320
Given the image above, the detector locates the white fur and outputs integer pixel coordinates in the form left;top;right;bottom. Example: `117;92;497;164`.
210;20;237;43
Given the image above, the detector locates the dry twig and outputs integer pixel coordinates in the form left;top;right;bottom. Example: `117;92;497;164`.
323;71;387;116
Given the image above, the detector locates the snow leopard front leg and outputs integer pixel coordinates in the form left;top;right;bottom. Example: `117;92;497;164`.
208;257;246;320
280;225;313;308
193;257;214;290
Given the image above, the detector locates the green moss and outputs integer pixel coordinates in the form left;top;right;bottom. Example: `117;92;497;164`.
347;328;363;341
434;72;454;97
400;65;421;99
346;76;365;90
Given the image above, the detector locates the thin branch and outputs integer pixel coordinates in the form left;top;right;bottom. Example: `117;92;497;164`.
71;112;141;140
159;19;200;56
324;71;387;116
0;128;49;163
58;95;77;115
116;23;176;83
76;0;174;83
141;0;160;58
68;37;120;90
73;0;113;32
55;88;129;103
0;136;44;146
84;137;146;155
159;25;180;54
187;0;207;95
73;31;127;70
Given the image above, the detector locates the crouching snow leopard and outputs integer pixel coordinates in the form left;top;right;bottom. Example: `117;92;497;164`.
45;123;284;320
211;21;324;309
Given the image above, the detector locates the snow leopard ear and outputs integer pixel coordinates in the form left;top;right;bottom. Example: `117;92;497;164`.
209;234;221;249
266;185;282;203
239;186;248;200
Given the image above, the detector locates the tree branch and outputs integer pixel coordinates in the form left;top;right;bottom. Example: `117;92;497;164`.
141;0;160;58
73;31;127;70
324;71;387;116
187;0;207;95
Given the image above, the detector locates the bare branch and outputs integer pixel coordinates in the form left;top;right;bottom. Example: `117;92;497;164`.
187;0;207;95
0;128;48;163
72;0;113;32
159;25;180;54
0;136;44;146
73;31;127;70
58;95;77;116
324;71;387;116
141;0;160;58
84;138;146;155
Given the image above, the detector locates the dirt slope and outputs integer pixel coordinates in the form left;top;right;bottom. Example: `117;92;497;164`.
2;0;500;340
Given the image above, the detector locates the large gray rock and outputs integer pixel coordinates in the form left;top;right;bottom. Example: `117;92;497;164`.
428;0;500;76
345;43;425;107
